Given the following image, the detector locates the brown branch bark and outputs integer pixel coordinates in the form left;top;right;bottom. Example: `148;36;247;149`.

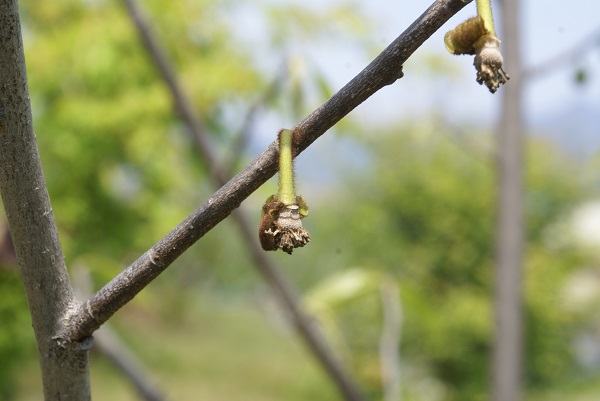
0;1;92;399
65;0;471;345
94;326;167;401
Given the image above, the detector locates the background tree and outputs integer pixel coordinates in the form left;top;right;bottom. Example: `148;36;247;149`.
493;0;524;400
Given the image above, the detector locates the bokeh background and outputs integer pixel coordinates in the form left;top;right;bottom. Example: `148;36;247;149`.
2;0;600;400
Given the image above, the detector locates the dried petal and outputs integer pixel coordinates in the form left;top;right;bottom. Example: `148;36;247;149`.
259;203;310;255
474;37;510;93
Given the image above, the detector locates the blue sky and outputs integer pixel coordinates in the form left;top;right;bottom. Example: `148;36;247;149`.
358;0;600;129
220;0;600;226
230;0;600;158
229;0;600;204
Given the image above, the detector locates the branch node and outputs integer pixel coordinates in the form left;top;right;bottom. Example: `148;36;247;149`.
55;334;94;352
382;66;404;87
147;248;165;269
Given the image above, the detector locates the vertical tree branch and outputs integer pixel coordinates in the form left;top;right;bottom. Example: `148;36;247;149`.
0;1;91;400
231;211;367;399
492;0;523;400
523;28;600;79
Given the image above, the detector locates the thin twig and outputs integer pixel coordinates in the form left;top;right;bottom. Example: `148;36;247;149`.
523;28;600;80
66;0;470;350
0;2;91;398
232;211;365;399
94;327;167;401
121;0;227;184
120;2;365;399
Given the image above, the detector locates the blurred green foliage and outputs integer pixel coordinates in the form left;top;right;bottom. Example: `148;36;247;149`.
20;0;263;264
0;267;34;401
2;0;599;400
308;127;594;400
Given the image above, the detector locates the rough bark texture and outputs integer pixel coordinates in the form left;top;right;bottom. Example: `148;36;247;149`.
67;0;472;342
492;0;523;400
0;1;91;400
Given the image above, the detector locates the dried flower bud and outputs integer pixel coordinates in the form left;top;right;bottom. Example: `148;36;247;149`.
444;15;509;93
259;195;310;255
474;37;510;93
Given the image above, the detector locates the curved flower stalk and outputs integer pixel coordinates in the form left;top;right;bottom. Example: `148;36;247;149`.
259;129;310;254
444;0;509;93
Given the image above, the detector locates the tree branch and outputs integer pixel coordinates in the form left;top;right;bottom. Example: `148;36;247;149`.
73;269;168;401
66;0;471;344
523;28;600;80
0;1;92;399
492;0;523;400
121;1;367;399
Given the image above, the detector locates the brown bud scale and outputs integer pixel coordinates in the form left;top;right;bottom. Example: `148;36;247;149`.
258;198;310;255
444;16;488;55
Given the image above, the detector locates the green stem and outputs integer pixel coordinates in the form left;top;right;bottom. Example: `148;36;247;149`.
476;0;496;36
277;129;296;205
